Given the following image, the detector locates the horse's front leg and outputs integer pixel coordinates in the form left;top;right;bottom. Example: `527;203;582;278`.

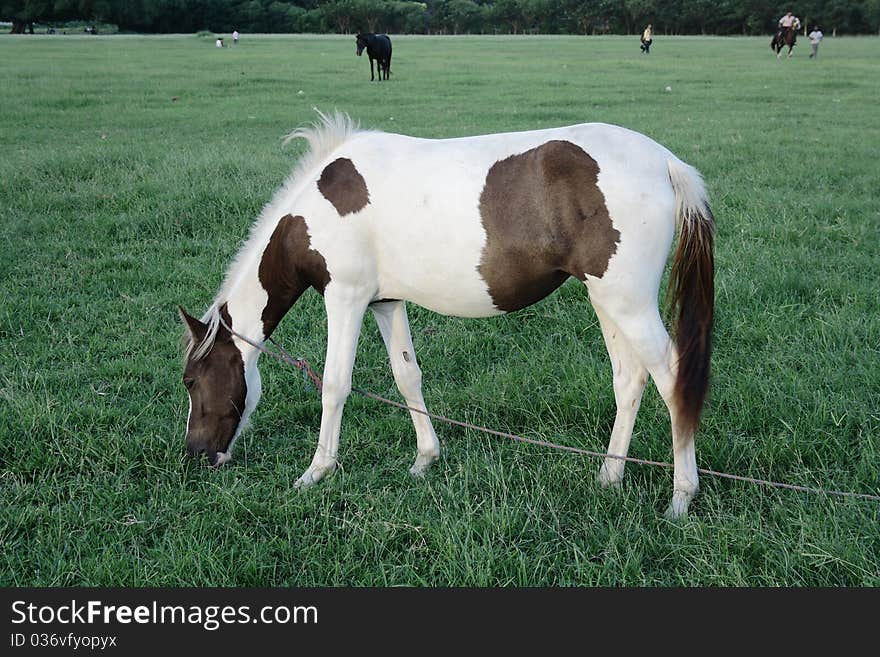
295;287;369;488
369;56;375;81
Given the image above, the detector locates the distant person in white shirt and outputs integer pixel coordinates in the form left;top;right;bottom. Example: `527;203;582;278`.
640;24;653;54
215;37;223;48
233;30;239;45
808;26;823;59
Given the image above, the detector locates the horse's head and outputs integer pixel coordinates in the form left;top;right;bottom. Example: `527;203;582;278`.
178;306;261;467
356;33;368;56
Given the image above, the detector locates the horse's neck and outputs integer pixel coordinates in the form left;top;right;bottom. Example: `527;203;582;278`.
222;214;314;349
223;254;272;356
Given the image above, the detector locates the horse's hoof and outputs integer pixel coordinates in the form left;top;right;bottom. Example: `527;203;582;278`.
409;450;440;478
664;488;697;519
597;463;624;488
294;462;336;489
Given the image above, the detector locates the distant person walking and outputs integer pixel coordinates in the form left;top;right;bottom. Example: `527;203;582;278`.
232;30;239;45
640;24;653;54
808;26;823;59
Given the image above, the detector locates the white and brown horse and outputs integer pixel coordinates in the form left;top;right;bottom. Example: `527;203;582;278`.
179;112;714;517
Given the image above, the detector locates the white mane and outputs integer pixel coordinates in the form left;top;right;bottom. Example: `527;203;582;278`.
189;109;362;360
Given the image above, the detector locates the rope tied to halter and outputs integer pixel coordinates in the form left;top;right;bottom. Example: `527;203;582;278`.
218;317;880;504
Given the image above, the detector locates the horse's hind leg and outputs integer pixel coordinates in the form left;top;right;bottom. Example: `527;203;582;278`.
370;301;440;476
591;296;699;517
593;305;648;488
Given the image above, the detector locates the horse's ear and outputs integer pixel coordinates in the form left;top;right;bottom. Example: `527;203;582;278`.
178;306;208;344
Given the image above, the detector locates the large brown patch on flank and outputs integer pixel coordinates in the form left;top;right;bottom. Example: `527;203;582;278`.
258;214;330;337
317;158;370;216
478;140;620;312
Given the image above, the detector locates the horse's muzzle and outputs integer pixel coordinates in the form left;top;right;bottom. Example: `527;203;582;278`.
186;442;223;467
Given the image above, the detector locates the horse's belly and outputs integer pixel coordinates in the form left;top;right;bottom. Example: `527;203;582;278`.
373;228;503;318
362;146;506;317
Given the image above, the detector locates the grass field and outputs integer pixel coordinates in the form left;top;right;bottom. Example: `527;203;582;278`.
1;33;878;586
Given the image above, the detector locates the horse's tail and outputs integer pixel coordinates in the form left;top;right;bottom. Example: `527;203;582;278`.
666;158;715;433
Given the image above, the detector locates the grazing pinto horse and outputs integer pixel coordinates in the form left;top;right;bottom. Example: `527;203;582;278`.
179;112;715;517
772;19;800;58
356;33;392;81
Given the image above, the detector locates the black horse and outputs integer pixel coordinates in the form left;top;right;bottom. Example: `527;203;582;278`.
771;22;799;58
356;33;392;81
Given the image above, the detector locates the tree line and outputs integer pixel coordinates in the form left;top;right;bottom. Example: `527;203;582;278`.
5;0;880;36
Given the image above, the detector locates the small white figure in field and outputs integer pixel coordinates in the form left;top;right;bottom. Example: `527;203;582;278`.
665;85;672;92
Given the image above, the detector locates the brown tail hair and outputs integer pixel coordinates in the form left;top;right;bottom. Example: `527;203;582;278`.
666;159;715;433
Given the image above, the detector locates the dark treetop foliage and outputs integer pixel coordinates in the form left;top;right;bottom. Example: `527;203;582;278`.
4;0;880;35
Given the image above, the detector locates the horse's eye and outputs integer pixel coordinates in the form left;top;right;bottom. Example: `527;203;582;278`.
183;378;195;389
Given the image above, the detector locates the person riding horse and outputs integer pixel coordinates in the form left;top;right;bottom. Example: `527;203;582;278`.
772;11;801;57
776;11;800;43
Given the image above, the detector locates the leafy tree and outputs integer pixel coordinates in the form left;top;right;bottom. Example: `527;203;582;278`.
4;0;879;35
2;0;73;32
490;0;522;33
559;0;593;34
435;0;483;33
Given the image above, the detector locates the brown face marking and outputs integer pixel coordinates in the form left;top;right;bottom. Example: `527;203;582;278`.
258;214;330;337
478;140;620;312
182;304;247;464
317;158;370;216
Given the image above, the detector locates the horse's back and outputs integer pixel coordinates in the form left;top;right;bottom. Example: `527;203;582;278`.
373;34;392;59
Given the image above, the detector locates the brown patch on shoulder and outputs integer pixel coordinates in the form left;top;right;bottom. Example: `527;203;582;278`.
478;140;620;312
258;214;331;337
317;158;370;216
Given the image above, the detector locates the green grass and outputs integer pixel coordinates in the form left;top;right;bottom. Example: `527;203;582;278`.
1;33;878;586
